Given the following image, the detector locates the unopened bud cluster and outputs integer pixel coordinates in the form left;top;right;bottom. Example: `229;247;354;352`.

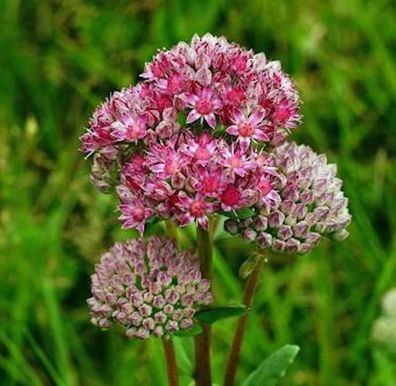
88;237;212;339
225;142;351;253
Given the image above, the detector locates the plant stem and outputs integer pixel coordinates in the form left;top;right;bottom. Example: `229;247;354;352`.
162;338;179;386
194;225;213;386
223;252;266;386
163;220;180;386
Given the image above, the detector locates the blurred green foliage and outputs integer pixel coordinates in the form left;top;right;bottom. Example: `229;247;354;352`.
1;0;396;385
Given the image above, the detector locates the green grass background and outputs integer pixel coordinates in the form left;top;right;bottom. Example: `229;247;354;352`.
1;0;395;385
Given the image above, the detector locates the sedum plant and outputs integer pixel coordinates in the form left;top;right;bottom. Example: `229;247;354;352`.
81;33;351;386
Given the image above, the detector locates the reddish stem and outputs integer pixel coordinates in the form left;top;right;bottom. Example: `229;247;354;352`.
194;225;213;386
223;253;266;386
162;338;179;386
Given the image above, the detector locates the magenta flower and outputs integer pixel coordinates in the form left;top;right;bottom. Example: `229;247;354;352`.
220;185;246;211
111;114;147;143
219;144;257;178
190;165;227;197
185;87;222;129
81;34;301;156
177;192;217;229
117;189;153;234
146;139;190;179
180;132;218;166
226;110;269;148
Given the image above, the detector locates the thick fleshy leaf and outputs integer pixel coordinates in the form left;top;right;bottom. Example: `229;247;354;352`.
243;345;300;386
194;305;248;324
173;324;203;337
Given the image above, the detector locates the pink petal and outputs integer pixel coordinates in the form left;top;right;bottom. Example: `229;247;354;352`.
250;110;265;125
226;125;239;136
180;213;193;227
136;222;146;235
239;137;251;150
234;167;247;177
149;163;165;173
197;216;209;229
231;110;244;124
185;94;199;105
186;109;201;124
177;191;192;208
205;113;216;129
211;98;222;110
201;86;213;98
253;129;270;142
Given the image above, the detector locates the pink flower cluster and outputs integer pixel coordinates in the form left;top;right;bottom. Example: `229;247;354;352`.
80;34;301;233
81;33;351;253
225;143;351;253
81;34;300;155
117;132;282;233
88;237;213;339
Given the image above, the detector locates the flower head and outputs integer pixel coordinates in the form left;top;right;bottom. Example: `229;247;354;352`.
81;34;301;154
224;142;351;254
88;237;213;339
80;34;303;234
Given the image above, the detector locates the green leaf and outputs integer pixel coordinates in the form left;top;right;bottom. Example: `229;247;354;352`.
194;305;248;324
243;345;300;386
173;337;193;374
177;111;187;125
220;208;256;220
173;324;203;337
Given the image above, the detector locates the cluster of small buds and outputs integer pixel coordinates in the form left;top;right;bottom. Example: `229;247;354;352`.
225;142;351;254
80;34;301;233
88;236;212;339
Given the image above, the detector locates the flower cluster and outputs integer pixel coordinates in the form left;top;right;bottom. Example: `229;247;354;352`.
80;34;301;233
225;142;351;253
88;237;212;339
81;33;351;253
117;132;282;233
81;34;300;155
